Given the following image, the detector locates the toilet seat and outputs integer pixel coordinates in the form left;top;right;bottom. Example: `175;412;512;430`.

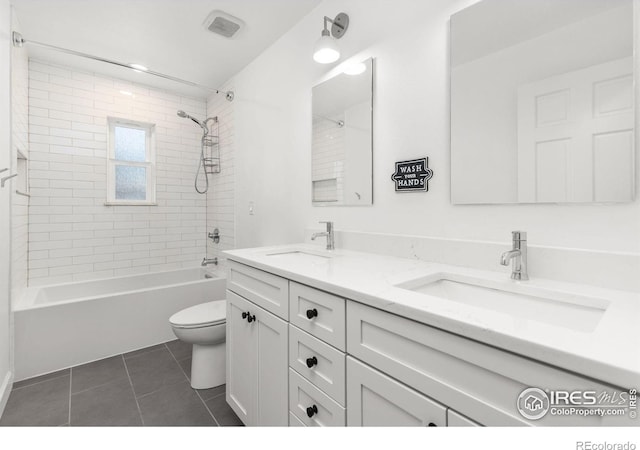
169;301;226;329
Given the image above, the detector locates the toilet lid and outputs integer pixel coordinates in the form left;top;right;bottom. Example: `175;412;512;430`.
169;301;226;328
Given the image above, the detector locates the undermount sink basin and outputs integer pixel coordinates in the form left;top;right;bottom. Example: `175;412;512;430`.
264;250;332;263
396;273;610;332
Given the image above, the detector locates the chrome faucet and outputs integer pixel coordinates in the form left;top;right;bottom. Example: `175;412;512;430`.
311;221;334;250
500;231;528;281
201;257;218;266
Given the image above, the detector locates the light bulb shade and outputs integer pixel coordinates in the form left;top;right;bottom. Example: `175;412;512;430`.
313;34;340;64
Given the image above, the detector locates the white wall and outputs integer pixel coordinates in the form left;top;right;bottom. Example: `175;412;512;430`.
205;83;236;264
0;0;15;416
11;9;28;299
224;0;640;254
27;61;208;285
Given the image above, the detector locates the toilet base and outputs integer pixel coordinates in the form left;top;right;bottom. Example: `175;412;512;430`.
190;342;226;390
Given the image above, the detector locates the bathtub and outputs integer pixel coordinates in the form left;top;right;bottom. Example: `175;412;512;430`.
14;267;226;381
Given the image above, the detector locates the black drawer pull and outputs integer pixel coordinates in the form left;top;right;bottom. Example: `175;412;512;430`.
306;405;318;418
306;356;318;368
242;311;255;323
428;422;437;427
306;308;318;319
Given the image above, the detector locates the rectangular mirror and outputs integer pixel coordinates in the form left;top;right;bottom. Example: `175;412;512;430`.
312;58;373;206
451;0;635;204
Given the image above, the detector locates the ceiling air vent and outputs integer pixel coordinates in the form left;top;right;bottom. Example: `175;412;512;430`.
203;10;244;39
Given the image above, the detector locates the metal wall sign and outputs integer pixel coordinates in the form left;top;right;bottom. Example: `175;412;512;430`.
391;157;433;192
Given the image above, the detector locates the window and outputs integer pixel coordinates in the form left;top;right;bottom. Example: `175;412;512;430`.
107;118;156;205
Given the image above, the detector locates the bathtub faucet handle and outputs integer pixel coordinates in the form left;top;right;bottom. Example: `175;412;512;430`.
201;257;218;266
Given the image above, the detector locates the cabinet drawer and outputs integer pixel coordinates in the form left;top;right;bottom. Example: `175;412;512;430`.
448;410;481;427
289;369;345;427
347;301;625;426
347;357;447;427
227;260;289;320
289;282;345;350
289;325;346;405
289;412;306;427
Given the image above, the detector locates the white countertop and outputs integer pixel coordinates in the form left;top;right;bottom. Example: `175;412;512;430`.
223;244;640;388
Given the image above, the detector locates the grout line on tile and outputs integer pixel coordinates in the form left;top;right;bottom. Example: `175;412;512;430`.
12;371;71;392
122;354;145;426
69;377;128;396
196;389;220;427
165;343;220;426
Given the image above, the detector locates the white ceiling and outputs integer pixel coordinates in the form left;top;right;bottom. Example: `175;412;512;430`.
11;0;322;98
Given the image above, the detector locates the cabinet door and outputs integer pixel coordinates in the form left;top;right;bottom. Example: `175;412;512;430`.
226;291;257;425
254;301;289;426
347;357;447;427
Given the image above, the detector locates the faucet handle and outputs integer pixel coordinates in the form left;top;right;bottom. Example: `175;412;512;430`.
512;231;527;241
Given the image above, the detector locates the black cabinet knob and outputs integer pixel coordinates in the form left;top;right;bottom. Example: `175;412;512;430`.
428;422;437;427
306;356;318;368
247;314;256;323
306;405;318;418
241;312;248;319
306;308;318;319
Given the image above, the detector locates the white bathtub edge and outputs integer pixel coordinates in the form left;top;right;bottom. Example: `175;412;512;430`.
15;270;226;312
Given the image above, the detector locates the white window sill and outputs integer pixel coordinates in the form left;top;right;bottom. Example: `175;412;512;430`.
104;201;158;206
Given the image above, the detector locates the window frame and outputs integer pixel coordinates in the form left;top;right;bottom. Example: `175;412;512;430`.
106;117;157;206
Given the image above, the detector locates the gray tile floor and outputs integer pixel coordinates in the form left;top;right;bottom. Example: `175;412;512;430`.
0;340;243;427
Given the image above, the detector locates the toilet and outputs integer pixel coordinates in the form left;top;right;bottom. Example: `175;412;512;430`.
169;301;226;390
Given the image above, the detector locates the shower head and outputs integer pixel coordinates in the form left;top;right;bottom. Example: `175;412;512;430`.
177;110;208;133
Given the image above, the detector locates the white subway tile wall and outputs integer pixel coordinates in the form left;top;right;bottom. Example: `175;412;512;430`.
27;60;208;286
10;14;29;298
312;114;345;202
205;85;235;264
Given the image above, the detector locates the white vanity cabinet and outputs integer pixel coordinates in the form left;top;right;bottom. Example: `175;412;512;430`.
346;300;626;426
226;255;632;427
225;262;289;426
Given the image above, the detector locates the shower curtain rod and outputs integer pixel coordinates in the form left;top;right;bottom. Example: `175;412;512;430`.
12;31;234;102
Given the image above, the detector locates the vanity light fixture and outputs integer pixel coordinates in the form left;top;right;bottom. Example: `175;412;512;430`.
313;12;349;64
